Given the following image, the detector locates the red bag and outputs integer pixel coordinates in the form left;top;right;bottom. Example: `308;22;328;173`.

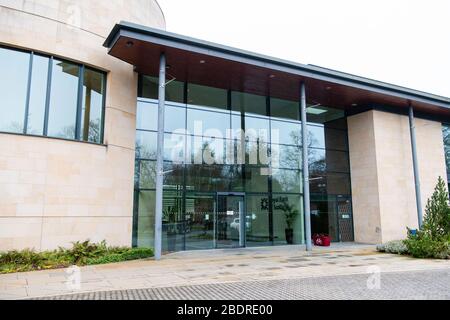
313;234;331;247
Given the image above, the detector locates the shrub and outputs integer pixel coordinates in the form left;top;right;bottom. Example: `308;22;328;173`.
86;248;153;265
404;234;450;259
403;177;450;259
377;240;409;255
0;241;154;274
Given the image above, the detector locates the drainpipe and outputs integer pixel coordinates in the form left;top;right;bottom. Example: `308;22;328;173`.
301;82;312;251
409;103;423;228
154;53;166;260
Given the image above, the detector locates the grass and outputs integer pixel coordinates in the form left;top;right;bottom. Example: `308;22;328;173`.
0;240;154;274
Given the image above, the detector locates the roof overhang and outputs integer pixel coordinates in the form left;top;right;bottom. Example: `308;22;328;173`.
104;21;450;120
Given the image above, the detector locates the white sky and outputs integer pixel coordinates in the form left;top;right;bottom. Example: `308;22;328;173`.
157;0;450;98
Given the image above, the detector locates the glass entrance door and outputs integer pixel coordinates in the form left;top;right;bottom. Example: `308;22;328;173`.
216;194;245;248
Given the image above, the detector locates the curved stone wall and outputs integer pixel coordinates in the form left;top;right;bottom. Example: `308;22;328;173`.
0;0;166;251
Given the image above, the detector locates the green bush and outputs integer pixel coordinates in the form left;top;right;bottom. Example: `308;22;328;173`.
0;240;154;274
376;240;409;255
86;248;153;265
403;177;450;260
404;235;450;259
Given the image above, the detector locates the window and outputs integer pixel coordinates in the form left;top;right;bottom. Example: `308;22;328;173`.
27;55;49;135
47;59;79;139
139;75;185;103
81;68;105;143
0;46;106;144
0;47;29;133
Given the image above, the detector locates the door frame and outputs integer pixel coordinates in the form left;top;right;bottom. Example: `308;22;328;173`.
216;192;246;248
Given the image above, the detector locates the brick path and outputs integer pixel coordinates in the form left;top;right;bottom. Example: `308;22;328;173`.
35;269;450;300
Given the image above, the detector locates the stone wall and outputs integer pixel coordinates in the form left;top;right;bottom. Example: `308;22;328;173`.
348;109;447;244
0;0;165;251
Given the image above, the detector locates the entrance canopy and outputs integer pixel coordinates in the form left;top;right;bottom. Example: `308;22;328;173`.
104;21;450;120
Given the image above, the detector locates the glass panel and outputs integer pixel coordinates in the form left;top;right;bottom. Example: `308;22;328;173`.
310;173;351;195
245;140;270;166
187;108;230;138
139;76;185;103
309;148;326;175
272;169;302;193
246;194;271;247
270;98;299;121
165;105;186;133
185;194;215;250
271;120;301;146
164;133;186;163
271;144;302;170
47;59;79;139
229;165;244;191
162;191;184;252
163;162;184;191
307;105;345;124
245;116;270;143
311;195;339;242
136;130;157;159
136;101;157;131
138;160;156;189
324;127;348;151
326;150;350;173
231;91;267;116
272;194;304;245
308;125;325;149
216;195;244;248
0;47;29;133
27;54;48;135
81;68;105;143
185;165;230;192
244;166;269;193
187;83;227;110
135;190;155;248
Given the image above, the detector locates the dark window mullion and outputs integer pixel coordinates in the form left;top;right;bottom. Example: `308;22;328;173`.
43;57;53;136
100;72;107;144
75;65;84;140
23;52;34;134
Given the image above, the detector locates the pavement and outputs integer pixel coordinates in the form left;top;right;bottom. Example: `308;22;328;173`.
1;243;449;300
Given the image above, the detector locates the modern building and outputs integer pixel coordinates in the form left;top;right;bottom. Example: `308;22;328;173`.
1;1;450;254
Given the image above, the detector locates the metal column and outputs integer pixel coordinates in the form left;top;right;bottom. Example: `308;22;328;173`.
154;53;166;260
301;82;312;251
409;104;423;228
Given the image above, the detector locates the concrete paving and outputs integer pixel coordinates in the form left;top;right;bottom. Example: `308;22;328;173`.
36;269;450;300
1;243;449;300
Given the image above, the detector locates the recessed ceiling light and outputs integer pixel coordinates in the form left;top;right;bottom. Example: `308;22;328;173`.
269;74;276;78
352;103;358;107
326;86;332;90
126;41;134;48
199;60;206;64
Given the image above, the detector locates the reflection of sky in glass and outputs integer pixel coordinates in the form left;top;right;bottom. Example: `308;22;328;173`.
0;48;29;133
27;55;48;135
47;60;79;139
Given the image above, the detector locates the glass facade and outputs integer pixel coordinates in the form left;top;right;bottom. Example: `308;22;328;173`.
0;46;106;144
134;75;353;251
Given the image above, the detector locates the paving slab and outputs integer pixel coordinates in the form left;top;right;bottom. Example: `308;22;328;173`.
1;243;449;300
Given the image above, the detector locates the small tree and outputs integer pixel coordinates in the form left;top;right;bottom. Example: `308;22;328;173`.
421;176;450;239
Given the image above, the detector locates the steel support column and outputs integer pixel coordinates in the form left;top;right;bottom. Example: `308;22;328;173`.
301;82;312;251
154;53;166;260
409;104;423;228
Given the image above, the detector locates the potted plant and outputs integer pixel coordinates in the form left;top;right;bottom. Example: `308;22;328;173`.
280;201;299;245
